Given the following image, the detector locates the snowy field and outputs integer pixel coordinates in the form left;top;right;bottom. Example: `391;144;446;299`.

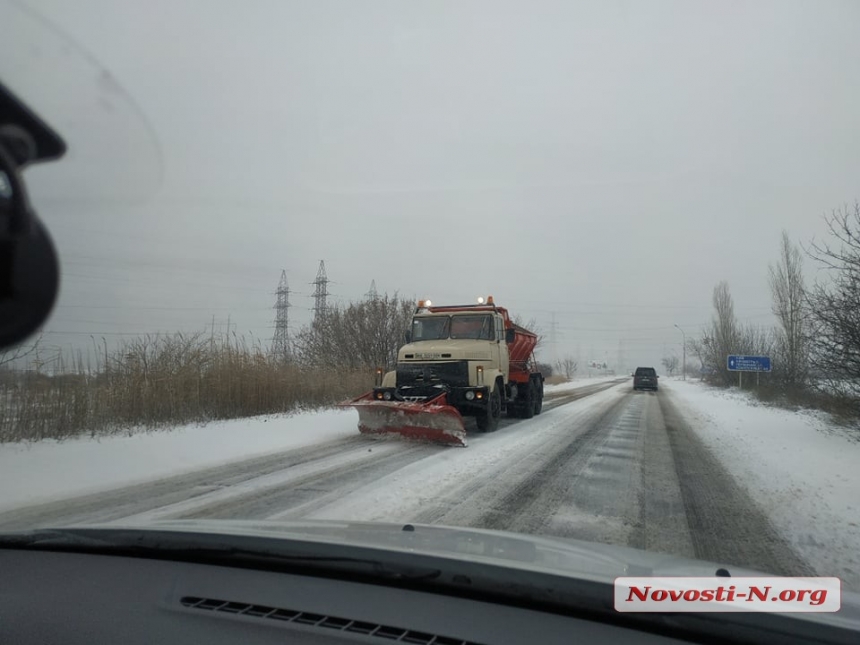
665;378;860;588
0;409;359;513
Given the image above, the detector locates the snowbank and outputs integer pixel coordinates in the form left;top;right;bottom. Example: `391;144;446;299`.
0;409;358;513
666;380;860;589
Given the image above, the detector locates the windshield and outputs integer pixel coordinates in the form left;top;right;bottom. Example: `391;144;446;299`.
2;0;859;618
411;316;451;342
411;315;495;342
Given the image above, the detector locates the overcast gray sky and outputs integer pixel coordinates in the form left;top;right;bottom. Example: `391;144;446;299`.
3;0;860;369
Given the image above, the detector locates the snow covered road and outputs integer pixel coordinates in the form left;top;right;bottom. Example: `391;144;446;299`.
0;376;832;589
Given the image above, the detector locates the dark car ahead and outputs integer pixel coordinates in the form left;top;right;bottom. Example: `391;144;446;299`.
633;367;658;391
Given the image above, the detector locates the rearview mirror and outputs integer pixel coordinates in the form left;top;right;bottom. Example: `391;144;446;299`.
505;328;516;344
0;87;66;350
404;330;412;343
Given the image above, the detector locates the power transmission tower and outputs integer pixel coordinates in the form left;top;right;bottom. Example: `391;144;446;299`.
311;260;330;323
271;270;291;361
366;279;378;301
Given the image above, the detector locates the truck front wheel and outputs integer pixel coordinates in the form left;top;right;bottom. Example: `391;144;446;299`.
476;383;501;433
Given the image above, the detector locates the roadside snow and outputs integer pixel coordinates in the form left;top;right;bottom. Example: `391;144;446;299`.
665;379;860;589
0;409;357;513
0;378;624;516
544;375;625;394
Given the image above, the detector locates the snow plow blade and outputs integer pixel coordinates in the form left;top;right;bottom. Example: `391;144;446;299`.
341;392;467;447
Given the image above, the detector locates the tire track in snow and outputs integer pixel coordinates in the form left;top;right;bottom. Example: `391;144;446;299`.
0;435;375;530
165;382;627;522
469;390;639;538
385;387;631;526
168;443;438;521
659;392;816;576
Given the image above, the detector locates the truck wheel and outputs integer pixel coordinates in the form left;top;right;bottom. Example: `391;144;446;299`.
533;381;543;416
521;382;535;419
476;383;501;433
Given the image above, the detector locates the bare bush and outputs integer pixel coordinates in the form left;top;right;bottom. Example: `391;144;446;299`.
0;333;42;371
536;362;554;377
0;330;374;443
555;356;577;379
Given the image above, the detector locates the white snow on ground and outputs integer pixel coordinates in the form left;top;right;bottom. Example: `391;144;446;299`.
0;409;358;513
543;375;626;394
0;379;621;515
665;378;860;589
297;385;629;524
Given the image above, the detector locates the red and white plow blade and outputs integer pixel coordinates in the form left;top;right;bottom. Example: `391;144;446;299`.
341;393;468;447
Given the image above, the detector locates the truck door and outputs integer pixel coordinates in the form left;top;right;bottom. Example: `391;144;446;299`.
495;315;509;381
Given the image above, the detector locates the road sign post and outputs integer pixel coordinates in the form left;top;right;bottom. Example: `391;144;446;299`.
727;355;771;389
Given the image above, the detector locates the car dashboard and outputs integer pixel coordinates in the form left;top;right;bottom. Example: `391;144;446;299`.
0;548;694;645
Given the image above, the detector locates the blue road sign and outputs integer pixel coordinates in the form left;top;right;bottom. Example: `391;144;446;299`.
727;355;771;372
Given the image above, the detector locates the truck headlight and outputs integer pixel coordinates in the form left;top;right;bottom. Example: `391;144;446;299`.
465;391;475;401
383;391;392;401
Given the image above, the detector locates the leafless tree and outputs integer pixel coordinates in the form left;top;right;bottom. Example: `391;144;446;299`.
805;202;860;401
708;281;741;385
661;355;679;376
769;231;809;386
294;293;414;371
555;356;577;379
686;337;707;373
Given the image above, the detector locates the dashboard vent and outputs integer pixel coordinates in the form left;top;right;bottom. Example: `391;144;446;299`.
180;596;481;645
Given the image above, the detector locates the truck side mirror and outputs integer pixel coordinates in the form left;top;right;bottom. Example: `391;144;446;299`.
505;328;515;344
404;330;412;343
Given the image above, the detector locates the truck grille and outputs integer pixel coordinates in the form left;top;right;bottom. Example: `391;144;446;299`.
397;361;469;388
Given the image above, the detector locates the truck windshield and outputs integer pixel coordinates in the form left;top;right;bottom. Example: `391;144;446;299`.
411;315;495;341
450;315;494;340
411;316;450;341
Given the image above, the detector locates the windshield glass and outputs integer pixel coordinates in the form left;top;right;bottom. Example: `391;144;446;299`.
2;0;859;615
411;315;495;341
450;315;494;340
411;316;451;342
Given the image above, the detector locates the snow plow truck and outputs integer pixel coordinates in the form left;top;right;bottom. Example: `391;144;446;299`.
342;297;545;447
